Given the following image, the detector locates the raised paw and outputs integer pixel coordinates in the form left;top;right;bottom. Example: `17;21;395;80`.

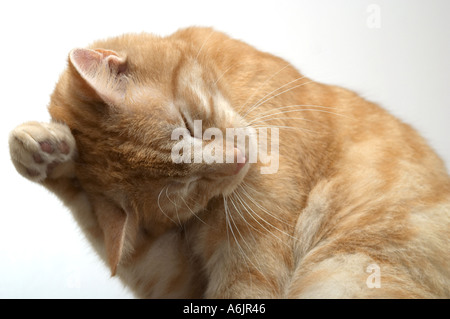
9;121;77;182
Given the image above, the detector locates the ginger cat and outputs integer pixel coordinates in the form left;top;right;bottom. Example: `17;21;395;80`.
9;27;450;298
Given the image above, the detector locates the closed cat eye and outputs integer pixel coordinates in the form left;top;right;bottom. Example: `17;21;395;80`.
180;112;195;137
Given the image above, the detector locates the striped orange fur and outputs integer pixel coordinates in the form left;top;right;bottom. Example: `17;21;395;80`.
9;27;450;298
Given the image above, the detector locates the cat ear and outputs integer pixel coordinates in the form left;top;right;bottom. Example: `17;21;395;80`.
69;48;128;106
93;198;133;276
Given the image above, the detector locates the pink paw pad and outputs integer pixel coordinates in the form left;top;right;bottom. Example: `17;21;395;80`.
40;141;54;153
33;153;44;164
30;140;73;179
58;141;70;155
10;121;76;182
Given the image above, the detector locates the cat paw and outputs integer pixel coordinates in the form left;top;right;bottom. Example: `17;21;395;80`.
9;121;77;182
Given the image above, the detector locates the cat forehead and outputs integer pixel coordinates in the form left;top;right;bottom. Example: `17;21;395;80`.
87;34;216;89
64;34;228;121
126;60;214;109
177;62;210;97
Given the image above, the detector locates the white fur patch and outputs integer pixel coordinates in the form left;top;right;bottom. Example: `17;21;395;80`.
292;253;373;298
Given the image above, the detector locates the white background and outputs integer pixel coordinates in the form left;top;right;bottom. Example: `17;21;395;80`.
1;0;449;298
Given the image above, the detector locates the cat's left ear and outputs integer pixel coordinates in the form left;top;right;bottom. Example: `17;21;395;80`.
92;198;137;276
69;48;128;106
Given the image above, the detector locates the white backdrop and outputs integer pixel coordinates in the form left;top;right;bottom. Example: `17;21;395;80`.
1;0;449;298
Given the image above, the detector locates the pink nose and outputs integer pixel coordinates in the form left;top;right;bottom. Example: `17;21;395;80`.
234;148;247;174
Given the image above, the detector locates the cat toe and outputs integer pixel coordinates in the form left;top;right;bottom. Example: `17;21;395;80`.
9;121;77;182
39;141;54;154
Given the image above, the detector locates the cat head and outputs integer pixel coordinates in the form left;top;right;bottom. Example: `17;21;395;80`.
48;30;255;274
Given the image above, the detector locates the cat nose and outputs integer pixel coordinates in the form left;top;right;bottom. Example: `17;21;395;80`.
233;147;247;175
202;147;247;177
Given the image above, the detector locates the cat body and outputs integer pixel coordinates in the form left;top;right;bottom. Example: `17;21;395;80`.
9;27;450;298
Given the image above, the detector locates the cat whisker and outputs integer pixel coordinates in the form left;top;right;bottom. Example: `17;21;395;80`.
232;189;292;248
223;196;252;274
239;183;294;227
249;117;323;134
227;195;269;285
249;124;319;134
230;194;273;287
223;196;232;252
229;193;263;236
165;185;182;226
240;74;306;117
195;30;215;60
230;192;288;279
214;64;236;85
237;184;307;246
223;195;253;288
245;105;346;124
157;185;178;226
236;63;291;115
246;104;355;132
240;76;310;119
249;116;316;126
245;80;321;120
262;103;339;112
228;196;260;254
180;195;209;226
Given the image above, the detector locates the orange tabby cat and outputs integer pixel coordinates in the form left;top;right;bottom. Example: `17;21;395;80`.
9;27;450;298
